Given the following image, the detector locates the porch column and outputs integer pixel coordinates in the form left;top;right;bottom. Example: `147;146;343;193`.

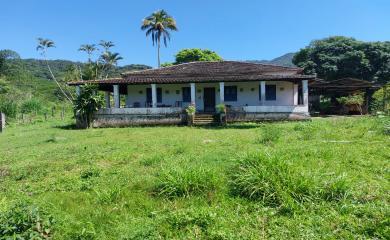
151;83;157;108
260;81;266;104
293;84;299;105
302;80;309;106
190;83;196;105
219;82;225;103
75;86;81;97
105;91;111;108
113;85;120;108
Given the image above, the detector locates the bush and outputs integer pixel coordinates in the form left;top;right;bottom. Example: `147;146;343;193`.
256;125;281;144
20;98;43;114
0;97;17;118
154;166;218;198
0;202;54;239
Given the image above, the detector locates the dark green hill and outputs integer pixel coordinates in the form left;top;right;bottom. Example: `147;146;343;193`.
247;53;296;67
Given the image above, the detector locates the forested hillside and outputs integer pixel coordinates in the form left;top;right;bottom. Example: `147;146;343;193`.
0;49;151;121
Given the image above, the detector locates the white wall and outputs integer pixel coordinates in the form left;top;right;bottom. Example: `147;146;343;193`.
126;81;295;110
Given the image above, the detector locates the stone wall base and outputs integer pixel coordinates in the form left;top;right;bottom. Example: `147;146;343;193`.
227;112;310;122
92;113;185;127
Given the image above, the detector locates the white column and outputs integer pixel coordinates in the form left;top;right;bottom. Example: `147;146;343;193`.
219;82;225;103
76;86;81;96
151;84;157;108
260;81;266;104
190;83;196;105
302;80;309;106
105;91;111;108
113;85;120;108
293;84;299;105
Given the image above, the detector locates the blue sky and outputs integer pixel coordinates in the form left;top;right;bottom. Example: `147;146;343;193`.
1;0;389;67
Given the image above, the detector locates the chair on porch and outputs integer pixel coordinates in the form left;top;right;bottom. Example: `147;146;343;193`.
133;102;141;108
175;101;183;107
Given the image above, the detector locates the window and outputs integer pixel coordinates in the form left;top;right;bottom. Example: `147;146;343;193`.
224;86;237;101
265;85;276;101
146;88;162;103
182;87;191;102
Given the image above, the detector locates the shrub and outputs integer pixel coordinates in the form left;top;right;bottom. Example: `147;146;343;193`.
154;166;218;198
215;103;226;114
20;98;43;114
0;97;17;118
185;104;196;115
73;84;104;128
256;125;281;144
0;202;54;239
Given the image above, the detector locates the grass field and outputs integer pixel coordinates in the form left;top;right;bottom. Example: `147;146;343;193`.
0;117;389;239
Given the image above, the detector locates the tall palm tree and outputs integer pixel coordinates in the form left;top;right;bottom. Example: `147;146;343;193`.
99;40;115;53
36;38;73;102
141;10;178;68
100;51;123;78
78;44;97;62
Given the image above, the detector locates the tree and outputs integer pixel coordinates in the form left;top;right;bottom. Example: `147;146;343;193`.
100;51;123;78
293;36;390;83
99;40;115;53
73;84;104;128
175;48;222;64
36;38;73;102
141;10;178;68
0;49;20;75
78;44;97;63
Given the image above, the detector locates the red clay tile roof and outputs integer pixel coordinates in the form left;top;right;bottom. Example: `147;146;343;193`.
68;61;315;85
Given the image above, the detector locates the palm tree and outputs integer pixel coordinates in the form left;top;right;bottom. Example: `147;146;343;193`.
100;51;123;78
78;44;97;62
141;10;178;68
36;38;73;102
99;40;115;53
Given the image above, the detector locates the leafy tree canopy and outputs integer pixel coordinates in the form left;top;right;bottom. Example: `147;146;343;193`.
293;36;390;83
174;48;222;65
0;49;21;75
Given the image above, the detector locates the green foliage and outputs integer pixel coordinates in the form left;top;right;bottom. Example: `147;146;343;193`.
154;166;218;198
0;97;18;118
0;202;54;239
20;98;43;114
73;84;104;128
175;48;222;64
293;36;390;83
371;84;390;114
185;104;196;115
337;93;365;106
215;103;226;114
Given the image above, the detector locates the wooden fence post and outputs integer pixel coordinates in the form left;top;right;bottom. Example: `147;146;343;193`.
61;107;65;120
0;113;5;133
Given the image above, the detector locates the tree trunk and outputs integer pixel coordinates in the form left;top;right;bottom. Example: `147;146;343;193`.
157;39;161;68
45;60;73;103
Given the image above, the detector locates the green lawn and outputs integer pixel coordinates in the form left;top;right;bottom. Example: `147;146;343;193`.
0;117;389;239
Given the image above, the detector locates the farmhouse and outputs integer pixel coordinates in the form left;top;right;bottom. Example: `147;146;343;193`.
69;61;316;126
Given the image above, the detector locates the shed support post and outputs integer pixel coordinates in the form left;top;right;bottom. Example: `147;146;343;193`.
190;83;196;106
293;84;299;105
302;80;309;112
260;81;266;105
105;91;111;108
113;85;120;108
219;82;225;104
151;84;157;108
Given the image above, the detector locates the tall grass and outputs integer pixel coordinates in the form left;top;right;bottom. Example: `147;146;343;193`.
154;166;218;198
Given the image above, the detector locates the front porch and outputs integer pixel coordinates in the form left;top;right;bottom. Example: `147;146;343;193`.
79;80;309;127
